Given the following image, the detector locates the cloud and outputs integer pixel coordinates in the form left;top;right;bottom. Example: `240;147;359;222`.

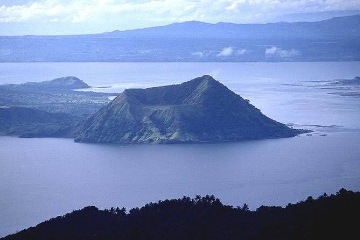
237;49;250;55
0;0;198;23
217;47;250;57
217;47;234;57
0;1;80;23
2;0;360;24
192;51;206;58
1;0;360;34
265;46;300;58
193;47;249;58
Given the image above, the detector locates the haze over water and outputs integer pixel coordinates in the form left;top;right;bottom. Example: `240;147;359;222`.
0;62;359;237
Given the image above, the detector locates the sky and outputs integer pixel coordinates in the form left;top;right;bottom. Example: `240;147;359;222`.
0;0;360;35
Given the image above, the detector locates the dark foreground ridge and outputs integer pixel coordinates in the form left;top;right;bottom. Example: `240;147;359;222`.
75;75;301;143
3;188;359;240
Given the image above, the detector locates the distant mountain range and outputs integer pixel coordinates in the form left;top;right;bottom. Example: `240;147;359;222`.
0;15;359;62
275;10;360;23
105;15;360;40
74;75;301;144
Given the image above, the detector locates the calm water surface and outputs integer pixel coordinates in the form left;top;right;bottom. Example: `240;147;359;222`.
0;62;360;237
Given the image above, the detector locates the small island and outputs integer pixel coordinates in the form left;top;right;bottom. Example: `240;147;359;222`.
75;75;301;143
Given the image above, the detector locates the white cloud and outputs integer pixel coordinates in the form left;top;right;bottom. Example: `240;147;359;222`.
2;0;360;23
192;51;206;57
237;49;250;55
265;46;300;58
217;47;234;57
1;0;360;34
0;0;199;23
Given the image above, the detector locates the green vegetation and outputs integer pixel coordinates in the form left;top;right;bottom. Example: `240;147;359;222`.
2;188;358;240
0;106;74;138
0;76;114;137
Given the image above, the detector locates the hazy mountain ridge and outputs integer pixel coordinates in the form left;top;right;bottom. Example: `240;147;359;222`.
106;15;360;40
276;10;360;22
2;188;358;240
74;75;300;144
0;15;359;62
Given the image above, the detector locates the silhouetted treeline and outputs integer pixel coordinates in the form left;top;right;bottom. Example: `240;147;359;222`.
3;188;359;240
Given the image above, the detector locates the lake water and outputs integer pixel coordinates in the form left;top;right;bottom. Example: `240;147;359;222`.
0;62;360;237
